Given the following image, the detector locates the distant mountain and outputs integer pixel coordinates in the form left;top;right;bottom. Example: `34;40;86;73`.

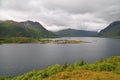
0;20;57;38
54;28;97;37
98;21;120;37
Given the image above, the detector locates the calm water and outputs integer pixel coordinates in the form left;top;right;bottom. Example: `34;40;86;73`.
0;37;120;76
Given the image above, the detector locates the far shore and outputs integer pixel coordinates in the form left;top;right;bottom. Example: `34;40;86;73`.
0;37;89;44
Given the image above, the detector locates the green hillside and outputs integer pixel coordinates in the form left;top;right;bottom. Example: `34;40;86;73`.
0;20;57;38
54;28;97;37
98;21;120;38
0;56;120;80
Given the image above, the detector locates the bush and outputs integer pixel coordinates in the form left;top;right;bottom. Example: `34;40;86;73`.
115;65;120;74
40;64;63;78
66;62;80;71
97;63;115;71
79;59;87;66
45;64;63;76
62;62;69;69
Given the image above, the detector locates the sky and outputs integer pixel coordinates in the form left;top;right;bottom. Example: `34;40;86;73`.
0;0;120;31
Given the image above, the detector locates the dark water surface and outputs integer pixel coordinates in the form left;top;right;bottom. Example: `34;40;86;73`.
0;37;120;76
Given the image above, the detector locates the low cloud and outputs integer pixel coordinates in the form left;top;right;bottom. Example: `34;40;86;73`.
0;0;120;31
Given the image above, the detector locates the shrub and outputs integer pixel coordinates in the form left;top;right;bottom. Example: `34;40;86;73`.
62;62;69;69
66;62;80;71
98;63;115;71
115;65;120;74
79;59;87;66
46;64;63;76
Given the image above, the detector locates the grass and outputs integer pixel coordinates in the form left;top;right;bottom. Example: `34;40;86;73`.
46;56;120;80
0;56;120;80
46;69;120;80
0;37;38;44
0;37;86;44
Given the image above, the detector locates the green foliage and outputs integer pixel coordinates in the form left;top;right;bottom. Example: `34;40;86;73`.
115;65;120;74
42;64;63;77
82;56;120;73
12;64;63;80
62;62;69;69
65;59;87;71
0;56;120;80
97;63;115;71
0;38;85;44
38;39;52;44
66;62;80;71
79;59;87;66
0;37;39;44
2;37;38;43
0;76;11;80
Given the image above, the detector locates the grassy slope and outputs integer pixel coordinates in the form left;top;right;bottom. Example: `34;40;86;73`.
0;56;120;80
0;21;57;38
46;70;120;80
47;56;120;80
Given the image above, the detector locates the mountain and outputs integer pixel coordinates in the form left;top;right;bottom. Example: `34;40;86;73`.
0;20;57;38
98;21;120;37
54;28;97;37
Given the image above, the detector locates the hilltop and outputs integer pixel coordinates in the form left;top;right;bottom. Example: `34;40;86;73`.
98;21;120;38
0;20;57;38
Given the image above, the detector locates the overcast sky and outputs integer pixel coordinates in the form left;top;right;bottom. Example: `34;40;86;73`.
0;0;120;31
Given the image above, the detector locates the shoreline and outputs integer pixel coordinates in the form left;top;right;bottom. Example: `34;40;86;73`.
0;56;120;80
0;37;88;44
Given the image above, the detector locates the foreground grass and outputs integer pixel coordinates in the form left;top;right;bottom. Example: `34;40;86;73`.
46;69;120;80
0;56;120;80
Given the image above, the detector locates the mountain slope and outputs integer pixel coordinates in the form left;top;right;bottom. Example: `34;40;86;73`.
54;28;97;37
98;21;120;37
0;20;57;38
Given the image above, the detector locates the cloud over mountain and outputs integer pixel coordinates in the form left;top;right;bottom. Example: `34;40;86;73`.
0;0;120;31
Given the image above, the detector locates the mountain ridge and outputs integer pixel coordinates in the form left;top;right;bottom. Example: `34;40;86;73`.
54;28;97;37
0;20;57;38
98;21;120;37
